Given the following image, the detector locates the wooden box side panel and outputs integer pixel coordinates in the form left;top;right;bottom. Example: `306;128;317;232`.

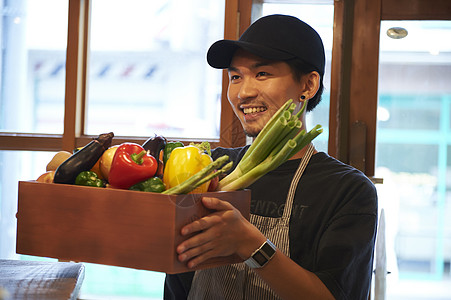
16;181;177;272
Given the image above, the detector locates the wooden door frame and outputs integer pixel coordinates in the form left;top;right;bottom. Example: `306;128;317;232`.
328;0;451;177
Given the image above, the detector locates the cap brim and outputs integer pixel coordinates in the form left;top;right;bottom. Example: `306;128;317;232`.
207;40;296;69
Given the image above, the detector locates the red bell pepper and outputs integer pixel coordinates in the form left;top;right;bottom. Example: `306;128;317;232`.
108;143;157;189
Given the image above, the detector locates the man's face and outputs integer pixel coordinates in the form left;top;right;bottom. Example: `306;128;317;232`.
227;50;303;137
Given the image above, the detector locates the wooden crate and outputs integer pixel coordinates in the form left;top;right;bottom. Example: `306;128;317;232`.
16;181;250;274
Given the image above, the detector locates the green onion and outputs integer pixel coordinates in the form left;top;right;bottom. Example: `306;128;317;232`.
217;99;322;191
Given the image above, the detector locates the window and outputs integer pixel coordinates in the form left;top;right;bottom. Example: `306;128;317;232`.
86;0;224;139
0;0;68;134
376;20;451;299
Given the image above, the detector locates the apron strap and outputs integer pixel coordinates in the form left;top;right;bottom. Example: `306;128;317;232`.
282;143;315;220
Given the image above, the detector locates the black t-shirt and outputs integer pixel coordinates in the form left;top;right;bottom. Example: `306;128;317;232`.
164;146;378;300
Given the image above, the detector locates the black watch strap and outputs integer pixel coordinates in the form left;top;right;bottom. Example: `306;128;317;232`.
244;239;276;269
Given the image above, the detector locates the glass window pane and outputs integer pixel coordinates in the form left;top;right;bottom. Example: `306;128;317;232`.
378;95;441;130
261;3;333;153
376;20;451;298
0;150;55;258
86;0;225;139
0;0;67;133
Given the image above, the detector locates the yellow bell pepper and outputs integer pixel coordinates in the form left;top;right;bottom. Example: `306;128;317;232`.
163;145;213;194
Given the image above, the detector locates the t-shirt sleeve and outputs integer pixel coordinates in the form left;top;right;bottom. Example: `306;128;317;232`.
314;179;378;300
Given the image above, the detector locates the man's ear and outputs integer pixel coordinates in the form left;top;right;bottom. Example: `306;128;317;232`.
302;71;320;100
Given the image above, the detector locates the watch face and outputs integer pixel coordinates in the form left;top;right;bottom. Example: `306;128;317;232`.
245;240;277;268
253;251;268;266
252;242;275;266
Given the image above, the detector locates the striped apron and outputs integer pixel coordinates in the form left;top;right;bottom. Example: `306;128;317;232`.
188;144;315;300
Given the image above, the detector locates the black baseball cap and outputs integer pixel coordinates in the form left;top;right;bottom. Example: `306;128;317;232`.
207;14;325;77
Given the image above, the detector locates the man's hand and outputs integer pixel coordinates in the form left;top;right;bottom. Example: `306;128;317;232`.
176;197;265;268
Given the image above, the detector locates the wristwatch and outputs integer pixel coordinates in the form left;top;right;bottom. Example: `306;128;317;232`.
244;239;277;269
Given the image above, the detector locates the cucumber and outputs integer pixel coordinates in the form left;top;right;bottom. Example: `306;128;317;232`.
53;132;114;184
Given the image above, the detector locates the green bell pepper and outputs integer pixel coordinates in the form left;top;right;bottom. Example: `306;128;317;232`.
163;141;184;165
129;176;166;193
75;171;105;187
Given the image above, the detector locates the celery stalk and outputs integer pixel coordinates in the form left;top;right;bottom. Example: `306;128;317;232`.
237;116;289;170
286;125;323;159
220;139;296;191
293;98;308;120
217;99;323;192
267;122;302;157
219;127;321;192
218;117;288;189
239;99;293;163
263;100;305;157
218;100;295;189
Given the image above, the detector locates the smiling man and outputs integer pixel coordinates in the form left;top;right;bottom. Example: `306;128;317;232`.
164;14;378;300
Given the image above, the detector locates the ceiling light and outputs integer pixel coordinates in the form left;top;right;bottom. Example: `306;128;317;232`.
386;27;408;39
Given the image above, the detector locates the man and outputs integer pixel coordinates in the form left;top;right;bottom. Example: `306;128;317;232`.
164;14;377;300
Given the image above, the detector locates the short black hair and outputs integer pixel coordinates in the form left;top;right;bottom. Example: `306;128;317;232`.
285;58;324;112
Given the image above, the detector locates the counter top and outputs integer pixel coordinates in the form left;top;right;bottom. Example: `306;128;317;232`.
0;259;84;300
